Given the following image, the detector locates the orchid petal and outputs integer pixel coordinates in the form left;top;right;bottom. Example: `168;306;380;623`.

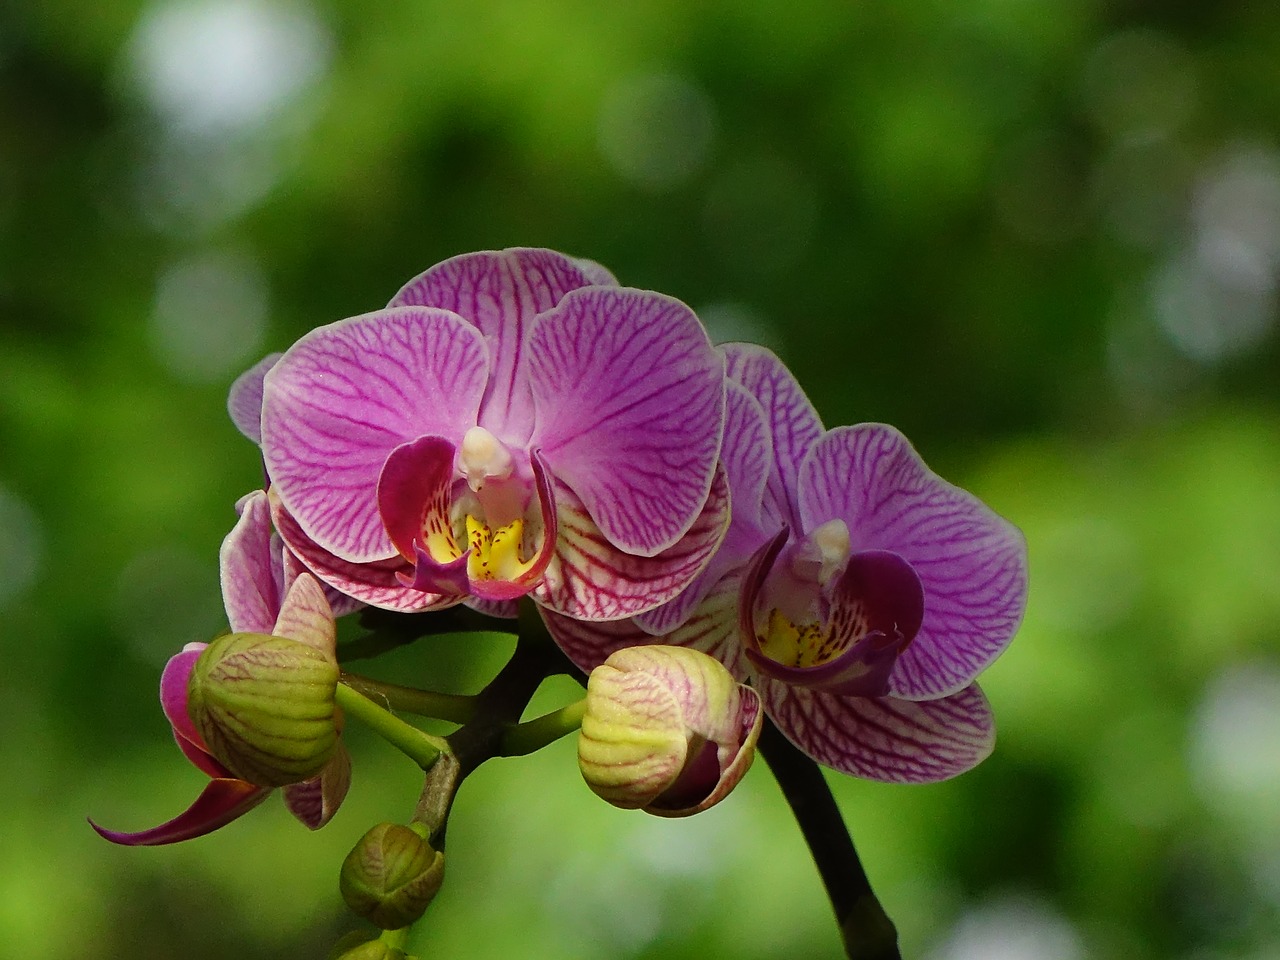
281;544;363;619
542;573;746;676
159;645;228;779
282;741;351;830
220;491;281;634
261;307;489;563
530;287;725;556
722;342;823;528
745;551;924;697
464;596;519;619
799;425;1028;699
760;680;995;783
390;249;607;442
272;574;336;657
226;352;281;445
535;464;730;621
376;435;459;564
633;381;776;636
271;494;458;613
467;450;559;601
90;778;270;846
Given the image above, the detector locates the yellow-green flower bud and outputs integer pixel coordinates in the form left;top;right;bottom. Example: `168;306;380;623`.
187;631;340;787
340;823;445;930
578;645;763;817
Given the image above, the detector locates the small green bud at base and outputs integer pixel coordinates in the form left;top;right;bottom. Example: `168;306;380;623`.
341;823;445;930
328;934;409;960
188;632;340;787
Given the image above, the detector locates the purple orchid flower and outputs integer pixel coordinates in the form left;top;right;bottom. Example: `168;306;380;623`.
92;495;351;844
236;248;729;621
546;344;1028;783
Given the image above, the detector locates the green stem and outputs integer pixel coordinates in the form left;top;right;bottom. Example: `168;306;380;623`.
335;682;450;771
378;924;411;952
499;698;587;756
341;672;477;724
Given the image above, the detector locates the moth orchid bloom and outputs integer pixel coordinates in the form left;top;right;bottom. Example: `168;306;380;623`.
548;344;1027;783
254;248;729;620
91;499;351;845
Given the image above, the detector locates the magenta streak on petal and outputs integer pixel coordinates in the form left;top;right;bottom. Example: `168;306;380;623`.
261;306;488;564
90;779;270;846
158;647;229;775
745;550;924;697
271;493;457;613
467;449;559;601
389;249;603;444
534;464;730;622
760;678;995;783
737;527;792;661
219;491;281;634
797;424;1028;701
402;544;470;596
377;435;459;562
529;286;725;557
721;342;823;531
226;352;282;446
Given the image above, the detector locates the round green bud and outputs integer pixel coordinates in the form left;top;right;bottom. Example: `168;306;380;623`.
327;933;408;960
188;632;340;787
341;823;445;930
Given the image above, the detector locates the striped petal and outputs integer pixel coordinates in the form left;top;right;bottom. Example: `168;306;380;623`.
220;491;283;634
271;574;336;657
529;287;725;557
226;352;281;445
270;493;457;613
90;778;270;846
535;464;730;621
282;741;351;830
722;343;823;529
760;680;995;783
799;425;1028;700
261;306;489;563
389;248;611;443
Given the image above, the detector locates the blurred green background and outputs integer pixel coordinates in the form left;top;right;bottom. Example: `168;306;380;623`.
3;1;1280;958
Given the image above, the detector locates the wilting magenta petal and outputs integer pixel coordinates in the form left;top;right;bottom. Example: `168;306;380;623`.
271;494;458;613
722;343;823;529
282;742;350;830
634;382;777;637
262;307;489;563
760;680;995;783
535;465;729;621
226;352;282;445
529;287;725;556
798;425;1028;700
389;249;606;443
90;778;270;846
219;491;281;634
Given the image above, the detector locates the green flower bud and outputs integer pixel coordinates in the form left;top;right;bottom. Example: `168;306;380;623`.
341;823;445;930
188;631;340;787
578;645;763;817
328;931;413;960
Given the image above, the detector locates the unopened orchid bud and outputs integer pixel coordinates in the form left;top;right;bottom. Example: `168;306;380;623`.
328;932;411;960
578;645;763;817
187;631;340;787
340;823;445;930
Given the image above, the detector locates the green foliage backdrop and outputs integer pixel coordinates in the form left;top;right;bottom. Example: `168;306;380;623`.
2;2;1278;958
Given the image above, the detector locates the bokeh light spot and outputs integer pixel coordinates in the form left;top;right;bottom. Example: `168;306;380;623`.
597;71;716;192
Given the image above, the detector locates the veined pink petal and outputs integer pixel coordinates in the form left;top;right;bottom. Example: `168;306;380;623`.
262;307;489;563
390;249;610;443
220;491;281;634
226;352;282;445
542;573;746;677
90;778;270;846
760;680;995;783
158;646;228;779
282;741;351;830
798;425;1028;700
529;287;725;557
271;493;458;613
722;342;823;529
534;465;729;621
633;381;776;636
272;574;336;656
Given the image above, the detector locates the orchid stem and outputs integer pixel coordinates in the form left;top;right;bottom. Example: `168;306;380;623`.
499;698;587;756
379;924;411;952
340;672;477;724
758;718;901;960
335;682;450;771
